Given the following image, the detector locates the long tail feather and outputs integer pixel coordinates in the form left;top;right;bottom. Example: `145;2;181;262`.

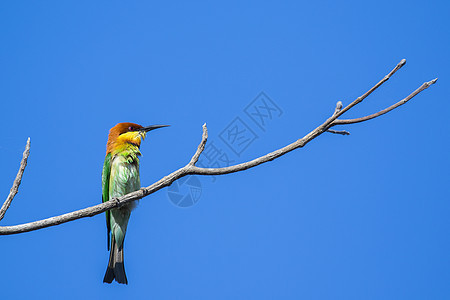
103;235;128;284
113;245;127;284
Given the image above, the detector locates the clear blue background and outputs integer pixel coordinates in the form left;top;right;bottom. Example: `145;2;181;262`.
1;1;449;299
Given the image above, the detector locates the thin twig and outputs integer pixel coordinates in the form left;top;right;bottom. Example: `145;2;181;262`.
0;138;31;221
188;123;208;166
0;60;437;235
333;78;438;125
327;129;350;135
331;59;406;121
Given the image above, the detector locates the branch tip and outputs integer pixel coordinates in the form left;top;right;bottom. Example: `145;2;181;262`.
0;138;31;222
386;58;407;78
333;101;343;115
188;123;208;166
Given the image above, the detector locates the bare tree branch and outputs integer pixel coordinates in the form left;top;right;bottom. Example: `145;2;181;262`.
0;59;437;235
0;138;30;221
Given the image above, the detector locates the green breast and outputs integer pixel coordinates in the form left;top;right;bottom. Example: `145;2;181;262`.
108;154;141;247
109;154;141;199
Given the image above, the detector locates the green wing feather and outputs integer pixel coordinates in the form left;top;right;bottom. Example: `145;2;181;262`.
102;152;112;250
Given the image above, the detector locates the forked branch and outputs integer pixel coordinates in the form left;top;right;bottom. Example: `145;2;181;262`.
0;59;437;235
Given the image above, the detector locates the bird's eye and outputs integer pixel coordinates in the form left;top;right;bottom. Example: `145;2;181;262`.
128;126;134;131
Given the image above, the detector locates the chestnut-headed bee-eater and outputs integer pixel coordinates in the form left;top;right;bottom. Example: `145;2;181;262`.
102;122;168;284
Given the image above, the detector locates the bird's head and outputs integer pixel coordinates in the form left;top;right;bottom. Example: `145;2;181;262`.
106;122;169;154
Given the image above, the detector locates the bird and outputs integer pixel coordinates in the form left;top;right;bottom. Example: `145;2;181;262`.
102;122;168;284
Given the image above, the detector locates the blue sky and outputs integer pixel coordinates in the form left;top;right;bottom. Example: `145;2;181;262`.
1;1;449;299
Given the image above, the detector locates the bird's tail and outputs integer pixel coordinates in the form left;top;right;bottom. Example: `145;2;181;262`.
103;235;128;284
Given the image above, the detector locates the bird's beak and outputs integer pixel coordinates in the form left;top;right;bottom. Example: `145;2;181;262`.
140;125;170;132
